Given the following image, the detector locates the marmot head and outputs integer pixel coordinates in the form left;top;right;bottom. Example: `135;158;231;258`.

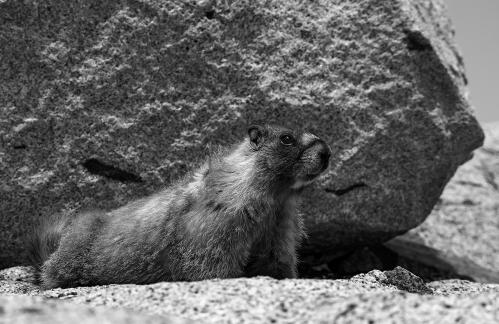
247;124;331;191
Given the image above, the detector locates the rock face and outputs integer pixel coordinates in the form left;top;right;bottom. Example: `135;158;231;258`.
386;122;499;280
2;266;499;323
299;123;499;283
0;0;483;267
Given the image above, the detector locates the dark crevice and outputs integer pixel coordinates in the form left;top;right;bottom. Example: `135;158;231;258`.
325;183;367;196
403;30;433;52
455;180;482;188
82;158;143;183
13;144;27;149
299;244;479;282
205;10;215;19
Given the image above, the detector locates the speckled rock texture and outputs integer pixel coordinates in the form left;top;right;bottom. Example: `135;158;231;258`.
0;0;483;267
1;266;499;323
0;295;196;324
386;122;499;282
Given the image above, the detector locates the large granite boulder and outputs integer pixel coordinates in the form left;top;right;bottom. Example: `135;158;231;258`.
0;0;483;267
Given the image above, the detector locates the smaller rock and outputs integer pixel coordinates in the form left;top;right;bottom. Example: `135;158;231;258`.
382;267;433;294
352;267;432;294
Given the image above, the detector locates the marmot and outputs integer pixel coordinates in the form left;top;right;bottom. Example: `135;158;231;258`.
29;124;331;289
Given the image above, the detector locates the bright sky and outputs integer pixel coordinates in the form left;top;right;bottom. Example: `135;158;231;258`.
444;0;499;122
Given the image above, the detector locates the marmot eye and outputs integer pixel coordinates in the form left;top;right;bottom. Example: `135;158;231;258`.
280;134;295;146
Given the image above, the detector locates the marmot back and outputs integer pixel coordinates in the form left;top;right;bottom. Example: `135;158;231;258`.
29;124;331;289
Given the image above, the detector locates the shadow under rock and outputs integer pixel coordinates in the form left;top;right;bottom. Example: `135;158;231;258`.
298;242;487;283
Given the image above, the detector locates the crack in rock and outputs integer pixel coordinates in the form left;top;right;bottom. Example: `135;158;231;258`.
325;183;367;196
82;158;142;183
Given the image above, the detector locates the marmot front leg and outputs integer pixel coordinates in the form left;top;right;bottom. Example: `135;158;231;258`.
267;232;299;279
245;215;301;279
245;241;297;279
182;218;256;281
267;248;298;279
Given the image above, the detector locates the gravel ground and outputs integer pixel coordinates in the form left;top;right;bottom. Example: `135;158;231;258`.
2;266;499;323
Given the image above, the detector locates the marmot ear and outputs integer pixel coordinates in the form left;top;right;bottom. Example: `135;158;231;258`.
248;125;263;149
